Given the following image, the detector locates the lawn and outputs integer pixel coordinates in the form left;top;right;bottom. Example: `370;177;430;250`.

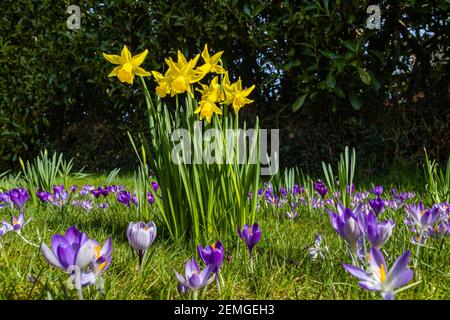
0;169;448;300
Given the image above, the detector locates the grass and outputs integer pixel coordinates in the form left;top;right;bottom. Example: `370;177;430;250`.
0;172;448;300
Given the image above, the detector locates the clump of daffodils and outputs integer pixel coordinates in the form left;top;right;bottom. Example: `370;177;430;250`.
104;44;255;123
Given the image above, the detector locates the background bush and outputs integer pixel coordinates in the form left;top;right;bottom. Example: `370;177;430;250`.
1;0;449;173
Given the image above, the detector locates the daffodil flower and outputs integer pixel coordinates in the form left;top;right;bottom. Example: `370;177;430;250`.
224;76;255;113
151;70;172;98
165;51;204;96
103;45;151;84
196;44;226;75
197;76;223;102
194;100;223;123
194;76;223;123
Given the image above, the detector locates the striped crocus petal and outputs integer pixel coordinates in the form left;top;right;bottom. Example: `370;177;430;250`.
41;242;64;269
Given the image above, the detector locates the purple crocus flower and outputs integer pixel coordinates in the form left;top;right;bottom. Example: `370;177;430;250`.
37;191;51;202
53;185;65;194
371;185;384;197
80;237;113;288
326;203;362;251
198;241;224;274
127;221;157;272
147;191;155;205
292;184;301;195
0;221;12;237
91;188;103;199
308;234;327;262
347;184;355;194
358;211;395;248
117;191;131;206
69;185;78;193
0;192;12;209
286;210;298;220
405;202;440;231
238;223;262;258
49;190;69;208
98;202;110;209
175;258;213;295
41;226;112;289
7;188;29;212
368;198;385;215
280;187;288;197
266;194;278;205
313;180;328;198
41;226;90;271
10;213;29;232
1;213;30;234
343;247;413;300
151;182;159;192
132;195;138;208
392;188;415;203
80;200;94;211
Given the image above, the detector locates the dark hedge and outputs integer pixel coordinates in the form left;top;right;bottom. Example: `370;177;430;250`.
1;0;449;173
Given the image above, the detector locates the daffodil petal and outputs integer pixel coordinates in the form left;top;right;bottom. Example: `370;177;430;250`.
131;49;148;67
242;85;255;96
194;106;202;114
210;51;223;63
103;53;122;65
177;51;188;64
108;66;122;77
152;71;164;81
201;44;210;61
121;45;132;63
211;104;223;115
134;66;151;77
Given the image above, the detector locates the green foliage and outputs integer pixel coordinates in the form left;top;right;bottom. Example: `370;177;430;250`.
424;150;450;204
322;146;356;207
0;0;449;171
20;150;64;195
106;168;121;185
19;149;84;198
134;81;260;242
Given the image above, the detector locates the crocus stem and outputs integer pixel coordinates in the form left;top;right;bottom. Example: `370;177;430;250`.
216;273;221;296
77;288;84;300
192;290;198;300
413;231;424;277
250;252;254;273
77;272;84;300
138;252;143;273
17;234;38;247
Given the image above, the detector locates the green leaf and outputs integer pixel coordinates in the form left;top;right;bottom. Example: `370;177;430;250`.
358;67;371;85
348;91;362;110
292;94;307;112
320;50;337;60
243;4;252;17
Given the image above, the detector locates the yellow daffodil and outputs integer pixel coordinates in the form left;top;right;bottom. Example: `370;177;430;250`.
224;77;255;113
103;45;151;84
194;76;224;123
197;76;223;102
151;70;172;98
196;44;226;76
164;51;204;96
194;100;223;123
